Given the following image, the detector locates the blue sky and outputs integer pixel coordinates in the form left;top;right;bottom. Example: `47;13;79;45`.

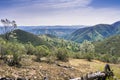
0;0;120;26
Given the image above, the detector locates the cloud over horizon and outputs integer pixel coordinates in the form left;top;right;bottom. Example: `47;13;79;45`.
0;0;120;26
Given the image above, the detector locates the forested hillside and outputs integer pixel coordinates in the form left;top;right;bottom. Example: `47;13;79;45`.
95;35;120;56
13;29;47;46
67;21;120;43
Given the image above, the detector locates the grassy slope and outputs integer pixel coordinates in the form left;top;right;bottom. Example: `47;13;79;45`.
0;56;119;80
70;59;120;79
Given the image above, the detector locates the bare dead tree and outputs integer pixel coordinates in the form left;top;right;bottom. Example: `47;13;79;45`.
1;19;17;40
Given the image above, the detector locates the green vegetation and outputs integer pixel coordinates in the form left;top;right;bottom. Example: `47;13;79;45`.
1;19;17;41
94;35;120;63
13;29;46;46
35;45;50;62
0;19;120;79
56;48;69;62
95;35;120;56
0;30;80;66
39;34;80;52
80;40;95;54
0;27;120;68
67;21;120;43
0;38;26;67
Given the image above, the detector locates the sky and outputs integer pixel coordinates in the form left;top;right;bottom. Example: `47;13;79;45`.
0;0;120;26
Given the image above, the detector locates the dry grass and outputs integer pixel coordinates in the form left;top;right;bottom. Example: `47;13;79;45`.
0;56;120;80
69;59;120;79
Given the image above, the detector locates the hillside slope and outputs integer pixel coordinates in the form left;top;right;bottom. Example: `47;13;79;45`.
12;29;80;51
67;21;120;43
95;35;120;56
13;29;47;46
39;34;81;51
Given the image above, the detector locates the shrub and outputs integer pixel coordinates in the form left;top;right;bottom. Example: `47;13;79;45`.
25;43;36;55
0;38;7;59
84;53;94;61
7;43;26;67
80;40;95;54
117;57;120;63
100;54;111;63
56;48;69;62
35;45;50;62
8;52;21;67
98;53;119;64
73;52;83;59
109;56;118;64
47;53;56;64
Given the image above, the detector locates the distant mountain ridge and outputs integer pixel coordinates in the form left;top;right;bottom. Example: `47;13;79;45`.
66;21;120;43
18;25;84;38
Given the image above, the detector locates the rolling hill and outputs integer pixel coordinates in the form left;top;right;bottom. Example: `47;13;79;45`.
67;21;120;43
95;35;120;56
9;29;80;51
13;29;47;46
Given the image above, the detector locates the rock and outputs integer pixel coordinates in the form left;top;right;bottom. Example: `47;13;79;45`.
17;78;26;80
0;77;13;80
44;76;48;80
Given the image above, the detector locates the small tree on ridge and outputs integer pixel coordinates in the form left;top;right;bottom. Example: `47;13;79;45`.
1;19;17;40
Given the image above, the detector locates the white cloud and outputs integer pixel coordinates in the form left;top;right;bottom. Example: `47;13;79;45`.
11;0;92;9
45;0;92;8
0;0;120;26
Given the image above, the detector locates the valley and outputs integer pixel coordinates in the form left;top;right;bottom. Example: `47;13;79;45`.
18;26;83;38
1;0;120;80
0;20;120;80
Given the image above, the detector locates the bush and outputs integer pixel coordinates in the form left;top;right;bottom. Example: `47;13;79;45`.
47;52;56;64
25;43;36;55
0;38;7;59
80;40;95;54
73;52;83;59
35;45;50;62
100;54;111;63
109;56;118;64
73;52;94;61
6;43;26;67
117;57;120;63
56;48;69;62
0;38;26;67
84;53;94;61
8;53;21;67
98;53;119;64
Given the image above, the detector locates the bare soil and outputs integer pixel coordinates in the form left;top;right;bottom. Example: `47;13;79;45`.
0;56;119;80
